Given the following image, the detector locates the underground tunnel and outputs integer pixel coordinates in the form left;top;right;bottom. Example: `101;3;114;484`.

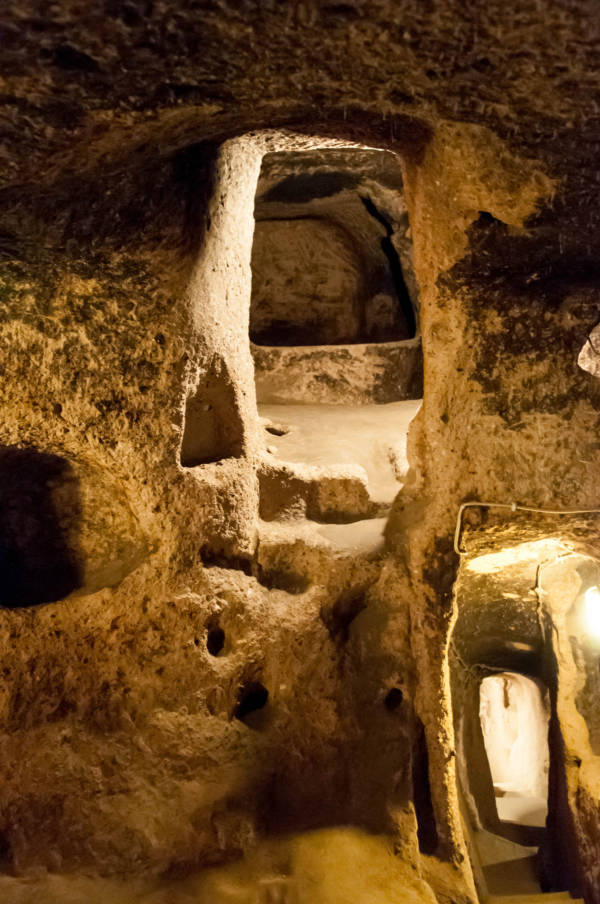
1;4;600;904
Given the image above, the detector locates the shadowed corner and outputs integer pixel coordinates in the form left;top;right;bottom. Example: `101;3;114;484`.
0;446;84;608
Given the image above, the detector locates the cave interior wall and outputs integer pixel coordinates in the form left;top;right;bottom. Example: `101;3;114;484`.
1;2;600;902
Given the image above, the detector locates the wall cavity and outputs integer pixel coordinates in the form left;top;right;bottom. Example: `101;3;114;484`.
180;356;244;466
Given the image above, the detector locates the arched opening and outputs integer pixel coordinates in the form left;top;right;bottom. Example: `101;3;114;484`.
453;659;553;898
250;146;422;404
449;528;585;901
479;672;549;831
250;146;423;558
249;157;417;347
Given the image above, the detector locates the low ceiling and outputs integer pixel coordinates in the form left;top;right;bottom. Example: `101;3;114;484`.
1;1;599;200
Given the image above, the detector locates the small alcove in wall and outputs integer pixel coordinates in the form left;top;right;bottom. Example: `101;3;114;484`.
180;356;245;468
251;147;423;555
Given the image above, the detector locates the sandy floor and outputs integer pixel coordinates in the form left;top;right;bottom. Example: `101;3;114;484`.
259;400;421;505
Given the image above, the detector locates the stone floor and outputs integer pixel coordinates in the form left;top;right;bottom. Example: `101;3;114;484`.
259;400;421;506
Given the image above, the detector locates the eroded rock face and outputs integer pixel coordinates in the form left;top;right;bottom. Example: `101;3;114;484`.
251;218;363;346
1;2;600;903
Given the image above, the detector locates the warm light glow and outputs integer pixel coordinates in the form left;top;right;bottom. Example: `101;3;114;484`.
467;539;568;574
585;586;600;639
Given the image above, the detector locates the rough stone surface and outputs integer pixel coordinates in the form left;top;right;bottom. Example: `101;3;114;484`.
251;217;363;345
2;1;600;902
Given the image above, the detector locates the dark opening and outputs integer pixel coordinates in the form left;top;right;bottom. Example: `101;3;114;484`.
412;717;439;855
199;546;253;575
0;447;83;608
384;687;404;711
0;832;13;871
359;195;416;339
206;624;225;656
320;592;367;642
255;565;310;595
234;681;269;722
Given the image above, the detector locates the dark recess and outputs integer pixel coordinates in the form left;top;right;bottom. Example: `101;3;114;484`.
539;647;584;897
255;566;310;594
50;43;100;72
234;681;269;722
206;624;225;656
360;195;417;338
384;687;404;711
0;832;12;871
199;546;253;575
321;591;367;642
0;447;83;608
412;716;439;855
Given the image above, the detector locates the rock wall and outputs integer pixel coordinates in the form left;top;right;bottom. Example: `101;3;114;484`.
1;2;600;902
0;132;437;897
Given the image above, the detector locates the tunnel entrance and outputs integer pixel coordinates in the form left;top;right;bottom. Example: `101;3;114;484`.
250;147;422;406
448;529;582;901
455;662;552;898
250;147;423;558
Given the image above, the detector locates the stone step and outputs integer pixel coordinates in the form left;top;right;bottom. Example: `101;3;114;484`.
259;457;387;523
258;401;415;509
255;517;385;592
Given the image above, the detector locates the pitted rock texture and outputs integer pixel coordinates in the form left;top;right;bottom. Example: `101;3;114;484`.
1;3;600;904
251;217;364;346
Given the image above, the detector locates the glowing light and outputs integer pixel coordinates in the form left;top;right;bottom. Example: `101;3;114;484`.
584;586;600;640
466;539;568;574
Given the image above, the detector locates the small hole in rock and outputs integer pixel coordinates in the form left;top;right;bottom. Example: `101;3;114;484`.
384;687;403;711
234;681;269;722
206;626;225;656
265;424;289;437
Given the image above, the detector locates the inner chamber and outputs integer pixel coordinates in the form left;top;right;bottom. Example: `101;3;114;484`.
250;147;423;555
